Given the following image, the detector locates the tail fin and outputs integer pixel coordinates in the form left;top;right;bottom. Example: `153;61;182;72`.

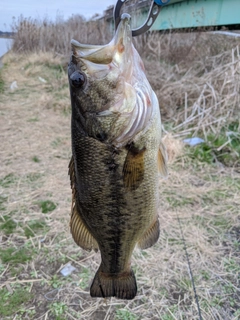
90;264;137;300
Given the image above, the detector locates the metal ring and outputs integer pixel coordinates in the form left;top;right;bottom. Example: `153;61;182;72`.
114;0;162;36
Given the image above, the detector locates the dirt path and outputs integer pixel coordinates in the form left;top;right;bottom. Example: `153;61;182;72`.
0;52;239;320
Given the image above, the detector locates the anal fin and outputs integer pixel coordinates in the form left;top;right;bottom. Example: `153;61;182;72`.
138;218;160;249
70;203;98;252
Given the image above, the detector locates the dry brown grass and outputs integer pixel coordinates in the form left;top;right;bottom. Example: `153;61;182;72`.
11;15;240;138
0;22;240;319
140;32;240;138
11;15;111;55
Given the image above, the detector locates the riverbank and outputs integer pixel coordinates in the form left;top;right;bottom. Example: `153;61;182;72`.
0;37;13;59
0;51;239;320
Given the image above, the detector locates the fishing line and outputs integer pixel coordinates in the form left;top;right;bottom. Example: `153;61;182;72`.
176;213;203;320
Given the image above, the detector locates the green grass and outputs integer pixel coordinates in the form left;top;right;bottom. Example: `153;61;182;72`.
0;194;7;211
186;124;240;166
115;309;139;320
0;247;33;264
49;274;67;289
38;200;57;213
0;288;32;317
24;220;48;238
0;173;16;188
78;267;91;289
224;258;240;273
27;117;39;122
25;172;42;182
161;306;179;320
166;195;196;207
0;216;17;235
32;156;40;163
51;137;64;148
0;69;4;93
45;62;64;73
49;302;68;320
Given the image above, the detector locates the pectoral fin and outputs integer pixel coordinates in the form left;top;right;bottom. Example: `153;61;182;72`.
158;142;168;177
138;218;160;249
123;144;146;191
68;156;98;252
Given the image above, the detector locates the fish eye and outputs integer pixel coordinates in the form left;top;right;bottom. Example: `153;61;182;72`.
69;71;86;88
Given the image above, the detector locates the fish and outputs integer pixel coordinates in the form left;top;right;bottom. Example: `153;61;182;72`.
68;13;167;300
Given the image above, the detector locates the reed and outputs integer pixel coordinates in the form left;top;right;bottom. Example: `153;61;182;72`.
11;15;240;138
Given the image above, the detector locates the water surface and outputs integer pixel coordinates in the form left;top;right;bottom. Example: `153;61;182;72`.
0;38;13;58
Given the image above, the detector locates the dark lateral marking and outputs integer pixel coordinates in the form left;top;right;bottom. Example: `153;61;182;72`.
105;147;120;172
96;131;108;142
123;142;146;191
106;158;118;171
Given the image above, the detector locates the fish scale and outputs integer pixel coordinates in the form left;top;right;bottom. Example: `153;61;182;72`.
68;14;167;299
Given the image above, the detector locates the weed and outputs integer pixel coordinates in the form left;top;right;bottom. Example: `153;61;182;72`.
179;277;196;291
27;117;39;122
38;200;57;213
160;306;179;320
222;282;235;295
0;69;4;93
32;156;40;162
166;195;195;207
0;173;16;188
233;309;240;318
10;265;24;277
233;240;240;251
49;302;68;319
15;307;36;319
0;288;32;317
200;270;210;281
51;137;63;148
25;172;42;182
187;143;214;164
0;264;6;274
211;215;231;230
0;247;33;264
24;62;32;70
115;309;139;320
24;220;48;238
50;275;66;289
224;258;240;273
0;215;17;235
79;267;91;289
0;194;7;211
187;128;240;166
165;237;182;245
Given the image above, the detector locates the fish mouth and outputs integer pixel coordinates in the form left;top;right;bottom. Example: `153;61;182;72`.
71;14;132;67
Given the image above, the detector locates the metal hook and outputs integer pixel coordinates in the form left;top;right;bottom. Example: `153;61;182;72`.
114;0;169;36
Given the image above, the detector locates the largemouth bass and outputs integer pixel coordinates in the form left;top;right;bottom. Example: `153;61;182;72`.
68;13;167;300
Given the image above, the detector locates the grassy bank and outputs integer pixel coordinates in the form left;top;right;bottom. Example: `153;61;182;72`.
0;17;239;320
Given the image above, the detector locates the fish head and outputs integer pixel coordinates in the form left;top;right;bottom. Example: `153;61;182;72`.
68;14;155;146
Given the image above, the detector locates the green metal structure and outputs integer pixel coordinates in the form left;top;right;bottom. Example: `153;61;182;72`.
109;0;240;32
153;0;240;31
